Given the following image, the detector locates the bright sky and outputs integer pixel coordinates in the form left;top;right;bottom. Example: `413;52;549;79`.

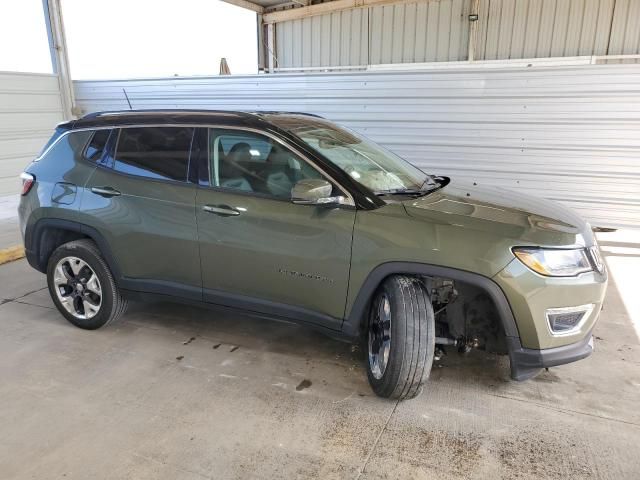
0;0;258;78
0;0;52;73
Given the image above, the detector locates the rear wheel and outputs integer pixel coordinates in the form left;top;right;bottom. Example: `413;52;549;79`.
47;239;128;329
366;275;435;400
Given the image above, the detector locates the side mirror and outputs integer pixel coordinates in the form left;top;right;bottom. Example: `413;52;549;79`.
292;179;347;206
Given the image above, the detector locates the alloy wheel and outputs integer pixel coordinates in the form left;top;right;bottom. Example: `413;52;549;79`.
53;256;102;319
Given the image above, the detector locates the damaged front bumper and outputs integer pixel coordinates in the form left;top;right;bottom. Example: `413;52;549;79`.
507;332;595;381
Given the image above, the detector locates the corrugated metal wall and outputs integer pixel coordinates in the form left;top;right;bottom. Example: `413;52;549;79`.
0;72;64;195
275;9;370;67
74;64;640;229
273;0;640;68
477;0;616;59
369;0;470;63
608;0;640;55
275;0;470;67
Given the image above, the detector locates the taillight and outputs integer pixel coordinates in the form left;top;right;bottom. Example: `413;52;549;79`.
20;172;35;196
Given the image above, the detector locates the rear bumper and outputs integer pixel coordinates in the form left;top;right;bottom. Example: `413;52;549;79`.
507;332;594;381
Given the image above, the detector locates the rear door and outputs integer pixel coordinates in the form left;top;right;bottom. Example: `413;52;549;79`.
82;126;201;298
195;127;356;329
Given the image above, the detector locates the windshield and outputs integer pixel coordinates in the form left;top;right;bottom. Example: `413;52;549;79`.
265;115;436;194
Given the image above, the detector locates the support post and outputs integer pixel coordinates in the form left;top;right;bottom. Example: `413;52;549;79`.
467;0;480;62
267;23;275;73
43;0;77;119
257;14;265;72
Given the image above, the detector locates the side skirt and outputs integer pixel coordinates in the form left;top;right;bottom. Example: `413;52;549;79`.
120;284;350;342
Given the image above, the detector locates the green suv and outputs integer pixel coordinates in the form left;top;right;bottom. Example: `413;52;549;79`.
18;110;607;399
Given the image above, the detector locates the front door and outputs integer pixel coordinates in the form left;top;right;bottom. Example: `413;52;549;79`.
82;126;201;298
195;128;356;329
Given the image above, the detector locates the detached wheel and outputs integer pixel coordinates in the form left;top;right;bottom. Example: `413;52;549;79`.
47;239;128;329
366;275;435;400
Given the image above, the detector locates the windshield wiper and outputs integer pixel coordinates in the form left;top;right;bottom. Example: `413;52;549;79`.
374;188;429;196
420;174;439;190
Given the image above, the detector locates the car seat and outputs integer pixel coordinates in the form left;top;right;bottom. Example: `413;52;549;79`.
220;142;253;192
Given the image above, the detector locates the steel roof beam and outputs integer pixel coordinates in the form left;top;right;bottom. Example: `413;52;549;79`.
219;0;265;14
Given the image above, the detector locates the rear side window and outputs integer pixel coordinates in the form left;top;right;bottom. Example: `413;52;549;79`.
114;127;194;181
37;128;66;159
84;129;111;162
37;130;93;162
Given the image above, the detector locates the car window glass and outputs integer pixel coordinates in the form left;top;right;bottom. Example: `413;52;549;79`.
208;129;324;198
40;130;92;162
114;127;194;181
84;129;111;162
264;115;436;193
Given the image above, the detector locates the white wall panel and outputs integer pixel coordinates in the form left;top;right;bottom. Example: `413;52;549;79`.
74;64;640;229
0;72;64;195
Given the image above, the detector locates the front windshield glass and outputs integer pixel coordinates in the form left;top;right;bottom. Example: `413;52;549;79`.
265;115;435;193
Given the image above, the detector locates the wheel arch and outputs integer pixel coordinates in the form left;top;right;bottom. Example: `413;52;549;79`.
343;262;521;342
25;218;122;282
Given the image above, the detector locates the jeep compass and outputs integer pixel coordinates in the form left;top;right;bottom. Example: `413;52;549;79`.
18;110;608;399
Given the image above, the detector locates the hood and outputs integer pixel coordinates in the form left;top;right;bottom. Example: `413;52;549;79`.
402;179;595;247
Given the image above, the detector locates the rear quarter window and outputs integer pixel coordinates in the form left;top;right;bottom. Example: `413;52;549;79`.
38;130;93;163
36;129;65;159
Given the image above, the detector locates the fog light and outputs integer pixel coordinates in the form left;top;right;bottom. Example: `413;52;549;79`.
546;304;594;335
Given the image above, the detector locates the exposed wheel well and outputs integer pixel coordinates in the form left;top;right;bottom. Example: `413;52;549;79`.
359;273;508;354
345;262;519;352
426;276;508;354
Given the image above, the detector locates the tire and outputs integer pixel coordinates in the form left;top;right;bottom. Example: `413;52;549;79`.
47;239;128;329
366;275;435;400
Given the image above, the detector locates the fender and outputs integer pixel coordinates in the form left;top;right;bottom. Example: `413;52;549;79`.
25;218;122;282
342;262;533;379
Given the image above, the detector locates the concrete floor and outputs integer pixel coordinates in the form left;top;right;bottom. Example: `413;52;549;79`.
0;195;20;250
1;237;639;479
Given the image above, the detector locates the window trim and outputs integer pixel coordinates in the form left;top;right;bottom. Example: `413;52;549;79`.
34;123;355;206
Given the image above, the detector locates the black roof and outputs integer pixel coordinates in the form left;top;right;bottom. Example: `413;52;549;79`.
64;109;323;130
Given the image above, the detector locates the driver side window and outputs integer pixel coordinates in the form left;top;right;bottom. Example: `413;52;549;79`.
208;129;324;199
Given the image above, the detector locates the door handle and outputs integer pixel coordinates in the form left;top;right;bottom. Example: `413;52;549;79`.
203;204;241;217
91;186;121;197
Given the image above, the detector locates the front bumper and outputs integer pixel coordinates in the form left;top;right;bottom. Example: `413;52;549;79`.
494;258;607;350
507;332;595;381
492;255;606;380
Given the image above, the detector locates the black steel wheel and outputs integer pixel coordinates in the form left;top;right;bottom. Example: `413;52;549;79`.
366;275;435;400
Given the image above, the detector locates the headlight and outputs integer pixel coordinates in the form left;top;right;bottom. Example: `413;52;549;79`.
512;247;593;277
